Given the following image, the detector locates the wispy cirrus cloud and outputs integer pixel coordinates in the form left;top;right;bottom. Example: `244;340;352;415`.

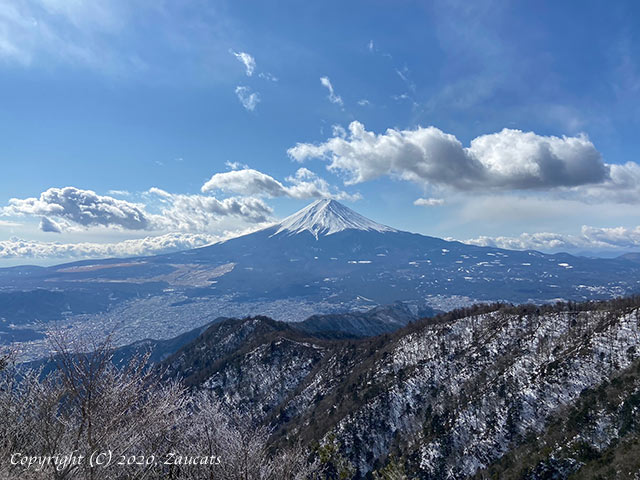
0;0;142;72
0;0;240;83
414;197;444;207
320;76;343;106
235;86;260;111
258;71;277;82
230;50;255;76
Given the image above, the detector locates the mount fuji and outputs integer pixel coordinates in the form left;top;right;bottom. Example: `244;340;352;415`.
4;198;640;306
1;199;640;354
165;198;639;304
271;198;397;238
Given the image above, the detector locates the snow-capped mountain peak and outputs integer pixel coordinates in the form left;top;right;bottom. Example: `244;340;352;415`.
272;199;397;238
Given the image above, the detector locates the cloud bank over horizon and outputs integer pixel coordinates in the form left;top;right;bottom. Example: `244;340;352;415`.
461;225;640;253
0;232;222;262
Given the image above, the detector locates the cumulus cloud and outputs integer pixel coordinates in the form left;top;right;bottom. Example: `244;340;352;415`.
201;168;359;201
461;225;640;252
0;233;221;261
284;168;361;201
320;76;343;106
461;232;576;251
580;225;640;249
414;197;445;207
147;188;273;231
235;86;260;111
572;161;640;203
39;217;62;233
230;50;255;76
469;128;608;189
2;187;151;230
201;169;287;197
288;121;615;193
2;186;276;234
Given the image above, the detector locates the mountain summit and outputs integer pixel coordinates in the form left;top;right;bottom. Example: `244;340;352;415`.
272;199;396;238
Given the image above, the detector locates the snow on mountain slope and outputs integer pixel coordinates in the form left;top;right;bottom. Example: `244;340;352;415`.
162;298;640;479
272;199;397;238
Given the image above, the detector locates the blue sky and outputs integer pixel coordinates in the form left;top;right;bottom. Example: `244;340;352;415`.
1;0;640;265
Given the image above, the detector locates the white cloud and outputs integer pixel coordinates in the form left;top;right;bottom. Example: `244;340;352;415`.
331;124;347;138
392;93;418;107
580;225;640;249
461;232;576;251
395;66;416;92
284;168;361;201
235;86;260;111
0;233;222;261
572;161;640;203
414;197;444;207
225;160;249;170
201;168;359;201
320;76;343;106
357;99;371;106
39;216;62;233
147;188;274;231
469;128;607;189
2;187;152;231
201;169;288;197
230;50;255;76
289;121;484;188
288;121;616;193
107;189;131;196
258;72;278;82
368;40;374;52
1;185;277;234
461;225;640;252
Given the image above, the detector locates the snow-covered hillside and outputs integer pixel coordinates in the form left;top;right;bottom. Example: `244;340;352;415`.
163;297;640;479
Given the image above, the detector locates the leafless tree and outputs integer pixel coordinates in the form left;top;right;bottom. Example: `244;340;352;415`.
177;392;318;480
0;332;317;480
